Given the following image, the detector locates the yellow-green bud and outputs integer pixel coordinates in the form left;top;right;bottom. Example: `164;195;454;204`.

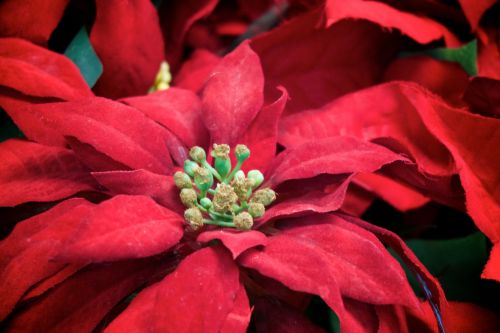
189;146;206;163
234;170;245;180
212;184;238;212
184;160;198;177
193;167;213;191
235;144;250;161
248;202;265;218
247;170;264;189
200;197;212;209
251;188;276;206
180;188;197;208
234;212;253;230
184;207;203;230
174;171;192;189
232;176;253;201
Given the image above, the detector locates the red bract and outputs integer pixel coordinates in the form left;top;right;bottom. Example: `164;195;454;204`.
0;41;444;332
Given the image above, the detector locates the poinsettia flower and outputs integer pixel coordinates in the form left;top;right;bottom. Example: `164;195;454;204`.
0;41;447;332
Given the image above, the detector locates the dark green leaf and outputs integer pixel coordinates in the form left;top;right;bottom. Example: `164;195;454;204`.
391;232;488;302
64;27;103;87
400;40;478;76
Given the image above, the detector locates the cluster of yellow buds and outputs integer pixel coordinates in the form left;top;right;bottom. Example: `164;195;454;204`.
174;144;276;231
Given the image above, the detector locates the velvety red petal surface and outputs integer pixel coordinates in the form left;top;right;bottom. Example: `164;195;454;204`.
239;214;418;332
197;229;268;259
463;77;500;117
239;87;288;174
105;246;245;333
0;199;89;320
0;140;96;207
266;137;406;187
173;49;221;92
90;0;164;98
325;0;460;46
0;38;92;100
0;0;69;44
383;56;469;106
18;97;174;174
251;11;400;113
5;258;166;333
91;169;183;213
220;284;252;333
121;88;209;149
57;195;183;263
201;42;264;145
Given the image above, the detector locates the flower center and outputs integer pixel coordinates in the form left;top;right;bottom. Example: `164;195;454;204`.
174;144;276;231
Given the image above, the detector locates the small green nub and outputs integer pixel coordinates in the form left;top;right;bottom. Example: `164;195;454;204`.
180;188;197;208
193;167;214;192
174;171;192;189
189;146;206;163
235;144;250;161
234;212;253;230
184;160;198;177
248;202;265;218
200;197;212;209
247;170;264;189
214;157;231;178
250;188;276;206
184;207;203;230
213;184;238;212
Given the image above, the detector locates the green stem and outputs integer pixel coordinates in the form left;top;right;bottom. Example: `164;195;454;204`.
208;209;233;221
235;201;248;214
202;160;222;182
203;219;235;228
208;188;216;195
225;160;243;183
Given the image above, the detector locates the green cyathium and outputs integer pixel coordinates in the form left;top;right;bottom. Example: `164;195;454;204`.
175;144;276;231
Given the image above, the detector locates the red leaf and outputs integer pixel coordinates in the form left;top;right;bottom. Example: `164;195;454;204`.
6;258;165;333
220;284;252;333
253;298;326;333
20;97;174;173
0;38;92;100
239;87;288;174
325;0;460;46
197;229;268;259
383;56;469;106
91;169;184;213
22;264;83;301
173;48;221;92
463;77;500;117
0;0;69;45
341;214;449;330
105;246;243;333
159;0;218;71
353;173;430;212
58;195;183;263
407;300;500;333
239;214;418;332
457;0;497;30
121;88;209;149
266;137;406;188
0;139;96;207
201;42;264;145
90;0;164;98
251;11;400;114
0;199;90;320
258;175;351;227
